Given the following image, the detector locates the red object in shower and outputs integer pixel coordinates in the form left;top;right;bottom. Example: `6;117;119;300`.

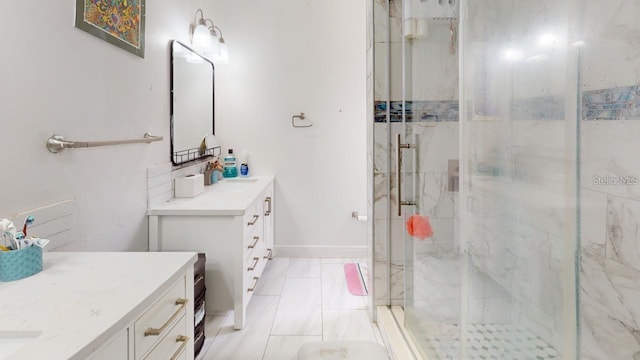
406;214;433;240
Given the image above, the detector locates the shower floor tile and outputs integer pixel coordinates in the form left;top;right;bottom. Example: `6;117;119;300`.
421;323;559;360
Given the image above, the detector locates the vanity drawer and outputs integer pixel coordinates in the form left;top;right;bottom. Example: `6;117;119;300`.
134;275;187;359
142;314;188;360
244;247;269;298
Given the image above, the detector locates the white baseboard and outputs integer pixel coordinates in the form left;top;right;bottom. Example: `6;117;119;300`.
275;245;367;258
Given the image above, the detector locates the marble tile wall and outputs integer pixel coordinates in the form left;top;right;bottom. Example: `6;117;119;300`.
580;121;640;360
579;0;640;358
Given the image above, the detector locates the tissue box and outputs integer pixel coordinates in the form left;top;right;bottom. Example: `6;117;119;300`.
175;174;205;198
0;245;43;282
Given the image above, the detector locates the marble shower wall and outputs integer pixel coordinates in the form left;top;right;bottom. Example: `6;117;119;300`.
579;1;640;358
372;0;460;307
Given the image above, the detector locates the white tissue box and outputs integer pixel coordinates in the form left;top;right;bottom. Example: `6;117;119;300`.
175;174;204;198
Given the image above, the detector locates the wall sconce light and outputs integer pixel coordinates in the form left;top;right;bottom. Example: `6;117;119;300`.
191;9;229;64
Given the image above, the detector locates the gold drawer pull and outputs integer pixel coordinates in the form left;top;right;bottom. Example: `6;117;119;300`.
248;236;259;249
144;298;188;336
170;335;189;360
248;257;259;271
264;197;272;216
247;276;259;292
247;215;259;226
194;275;204;286
264;248;273;259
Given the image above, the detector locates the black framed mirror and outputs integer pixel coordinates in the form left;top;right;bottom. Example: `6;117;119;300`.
170;40;217;165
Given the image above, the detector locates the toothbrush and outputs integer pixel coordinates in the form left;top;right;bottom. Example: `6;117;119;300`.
22;216;35;237
4;231;18;250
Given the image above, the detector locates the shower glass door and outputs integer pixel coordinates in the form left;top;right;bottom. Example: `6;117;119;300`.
399;0;462;357
397;0;581;358
459;0;580;359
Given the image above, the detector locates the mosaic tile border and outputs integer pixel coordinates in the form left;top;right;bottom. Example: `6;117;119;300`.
583;85;640;120
374;84;640;122
374;100;459;122
512;95;565;121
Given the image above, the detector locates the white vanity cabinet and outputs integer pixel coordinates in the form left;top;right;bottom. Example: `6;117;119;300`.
89;274;191;360
0;252;196;360
148;176;275;329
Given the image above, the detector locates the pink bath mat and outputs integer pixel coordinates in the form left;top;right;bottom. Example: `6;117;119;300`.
344;263;368;296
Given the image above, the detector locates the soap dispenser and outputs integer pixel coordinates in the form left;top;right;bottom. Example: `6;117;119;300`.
223;149;238;178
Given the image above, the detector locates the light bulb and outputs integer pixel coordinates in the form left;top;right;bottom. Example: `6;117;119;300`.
192;24;213;54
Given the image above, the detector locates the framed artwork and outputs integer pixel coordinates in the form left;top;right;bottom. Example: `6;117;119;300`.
75;0;145;58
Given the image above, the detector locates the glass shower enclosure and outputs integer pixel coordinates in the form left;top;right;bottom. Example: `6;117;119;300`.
393;0;582;358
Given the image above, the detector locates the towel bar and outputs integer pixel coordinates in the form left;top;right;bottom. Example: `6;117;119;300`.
47;132;162;153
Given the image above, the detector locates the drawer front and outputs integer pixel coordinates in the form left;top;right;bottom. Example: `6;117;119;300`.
142;314;189;360
135;276;187;359
244;246;270;305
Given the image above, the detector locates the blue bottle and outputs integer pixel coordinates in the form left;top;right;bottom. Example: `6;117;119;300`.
223;149;238;178
240;161;249;177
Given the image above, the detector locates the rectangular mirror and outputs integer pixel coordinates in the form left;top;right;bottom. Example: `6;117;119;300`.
170;40;217;165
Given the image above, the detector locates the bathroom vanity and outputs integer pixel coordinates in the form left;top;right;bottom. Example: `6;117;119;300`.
148;175;275;329
0;251;196;360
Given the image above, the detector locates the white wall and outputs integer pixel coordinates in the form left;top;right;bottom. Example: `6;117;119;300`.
210;0;368;256
0;1;218;251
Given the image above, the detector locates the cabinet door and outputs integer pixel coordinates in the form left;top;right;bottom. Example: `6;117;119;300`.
89;329;128;360
262;184;274;257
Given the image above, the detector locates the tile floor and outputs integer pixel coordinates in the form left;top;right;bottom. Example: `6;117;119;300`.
198;258;385;360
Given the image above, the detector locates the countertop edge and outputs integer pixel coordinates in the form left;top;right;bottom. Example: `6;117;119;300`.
147;175;274;215
66;253;197;360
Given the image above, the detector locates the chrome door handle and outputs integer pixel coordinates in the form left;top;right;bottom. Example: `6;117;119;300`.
396;133;416;216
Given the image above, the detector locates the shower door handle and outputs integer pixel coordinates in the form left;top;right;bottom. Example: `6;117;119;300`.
396;133;417;216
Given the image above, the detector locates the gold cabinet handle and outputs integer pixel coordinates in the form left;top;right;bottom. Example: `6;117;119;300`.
144;298;188;336
247;215;259;226
264;197;272;216
247;276;259;292
248;236;260;249
248;257;259;271
170;335;189;360
264;248;273;259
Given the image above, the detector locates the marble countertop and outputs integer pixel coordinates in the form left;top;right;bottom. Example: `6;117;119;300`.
0;251;197;360
147;175;274;216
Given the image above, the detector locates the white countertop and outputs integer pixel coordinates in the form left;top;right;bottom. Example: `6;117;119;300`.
0;251;197;360
147;175;274;216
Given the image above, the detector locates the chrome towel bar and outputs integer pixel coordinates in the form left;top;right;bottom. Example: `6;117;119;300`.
46;132;163;153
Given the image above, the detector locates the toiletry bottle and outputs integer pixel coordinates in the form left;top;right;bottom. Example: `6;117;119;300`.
223;149;238;178
240;160;249;177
